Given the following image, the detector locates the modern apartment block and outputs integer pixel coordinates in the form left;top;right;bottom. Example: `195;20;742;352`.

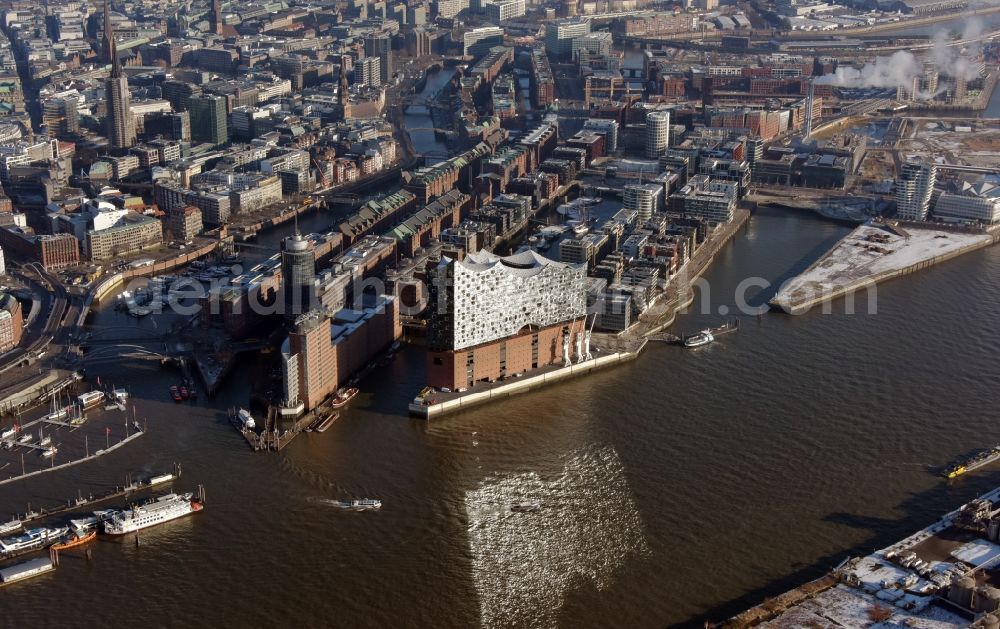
670;175;737;223
645;110;671;159
624;183;663;222
896;158;937;221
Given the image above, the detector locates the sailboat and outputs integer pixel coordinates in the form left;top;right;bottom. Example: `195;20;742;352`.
38;426;51;447
68;402;85;426
45;390;67;422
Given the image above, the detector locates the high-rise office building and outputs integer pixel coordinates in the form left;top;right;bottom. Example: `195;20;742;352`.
645;110;670;159
485;0;525;22
364;32;392;85
281;233;316;323
43;96;79;137
544;17;590;59
463;26;504;58
896;158;936;221
104;0;135;153
934;181;1000;224
582;118;619;152
189;94;228;145
356;56;381;87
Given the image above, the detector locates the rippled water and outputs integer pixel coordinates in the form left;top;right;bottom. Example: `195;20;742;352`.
1;208;1000;627
466;446;648;627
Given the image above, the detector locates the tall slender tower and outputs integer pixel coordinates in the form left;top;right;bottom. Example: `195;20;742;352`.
101;0;115;63
338;55;349;106
212;0;223;35
281;230;316;324
104;0;135;152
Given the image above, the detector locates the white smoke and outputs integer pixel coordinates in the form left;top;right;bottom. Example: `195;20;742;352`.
929;30;980;81
814;50;921;89
815;20;984;95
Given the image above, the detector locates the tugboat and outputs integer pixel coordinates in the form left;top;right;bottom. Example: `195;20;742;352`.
51;530;97;551
944;446;1000;479
683;330;715;348
330;388;359;409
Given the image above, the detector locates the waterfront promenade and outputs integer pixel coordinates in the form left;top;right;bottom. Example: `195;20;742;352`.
592;208;752;354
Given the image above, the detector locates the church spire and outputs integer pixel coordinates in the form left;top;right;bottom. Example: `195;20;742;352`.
103;0;120;76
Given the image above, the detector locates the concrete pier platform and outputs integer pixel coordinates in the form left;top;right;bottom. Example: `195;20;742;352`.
771;221;999;315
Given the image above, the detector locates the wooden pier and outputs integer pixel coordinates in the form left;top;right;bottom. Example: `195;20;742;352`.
7;463;182;526
0;429;146;487
228;406;315;452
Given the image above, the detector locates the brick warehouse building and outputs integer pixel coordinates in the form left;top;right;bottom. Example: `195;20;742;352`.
426;250;588;390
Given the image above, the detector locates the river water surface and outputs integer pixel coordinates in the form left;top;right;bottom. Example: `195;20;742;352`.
2;206;999;627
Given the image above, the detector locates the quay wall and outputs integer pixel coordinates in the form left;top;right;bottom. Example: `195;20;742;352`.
646;209;750;337
411;350;640;419
771;228;999;315
91;240;219;305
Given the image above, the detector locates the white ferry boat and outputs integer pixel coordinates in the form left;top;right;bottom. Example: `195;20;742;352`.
0;527;67;555
103;493;203;535
69;510;116;534
683;330;715;348
147;473;175;486
77;391;105;410
237;408;256;430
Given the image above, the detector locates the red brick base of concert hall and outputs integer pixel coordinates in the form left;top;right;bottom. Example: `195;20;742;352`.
426;319;587;391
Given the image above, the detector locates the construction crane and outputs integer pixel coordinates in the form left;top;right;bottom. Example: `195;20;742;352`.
312;158;330;189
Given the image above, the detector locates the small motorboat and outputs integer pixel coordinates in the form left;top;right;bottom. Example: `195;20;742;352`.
682;331;714;348
511;501;541;513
